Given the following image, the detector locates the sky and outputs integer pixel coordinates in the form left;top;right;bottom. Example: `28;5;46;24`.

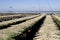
0;0;60;12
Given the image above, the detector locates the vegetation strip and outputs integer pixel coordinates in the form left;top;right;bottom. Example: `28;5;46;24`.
0;15;23;22
14;15;46;40
0;14;38;22
0;15;45;40
52;15;60;30
0;15;39;29
33;15;60;40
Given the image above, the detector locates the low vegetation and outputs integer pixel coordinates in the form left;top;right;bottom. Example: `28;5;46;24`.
0;15;39;29
0;15;44;40
7;15;45;40
52;15;60;30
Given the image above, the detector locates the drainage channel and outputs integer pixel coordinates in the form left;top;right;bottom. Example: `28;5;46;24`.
14;16;46;40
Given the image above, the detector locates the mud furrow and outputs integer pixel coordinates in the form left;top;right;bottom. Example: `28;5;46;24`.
33;15;60;40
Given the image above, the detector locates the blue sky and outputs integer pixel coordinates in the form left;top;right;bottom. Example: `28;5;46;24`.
0;0;60;12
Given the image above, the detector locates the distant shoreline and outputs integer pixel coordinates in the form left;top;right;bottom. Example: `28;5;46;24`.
0;11;60;13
